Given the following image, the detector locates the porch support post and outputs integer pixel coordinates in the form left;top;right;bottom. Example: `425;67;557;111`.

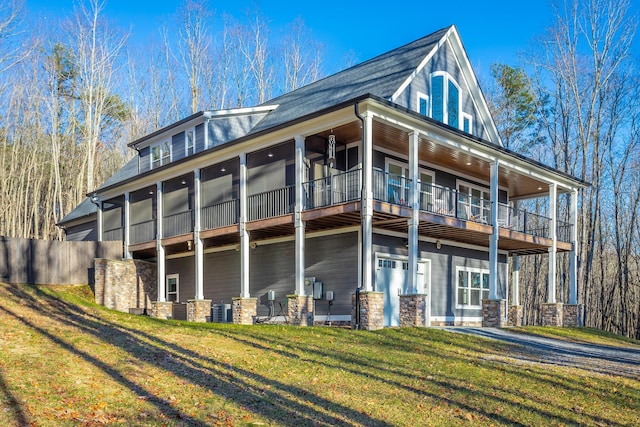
512;256;520;306
294;135;306;296
239;153;250;298
489;159;500;300
568;189;578;305
123;192;130;258
408;131;420;294
194;168;204;300
156;181;166;302
96;201;103;242
361;112;374;292
548;183;557;303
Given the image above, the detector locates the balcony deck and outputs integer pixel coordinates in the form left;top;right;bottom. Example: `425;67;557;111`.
127;170;573;257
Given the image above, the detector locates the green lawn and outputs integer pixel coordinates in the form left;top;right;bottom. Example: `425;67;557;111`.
0;283;638;426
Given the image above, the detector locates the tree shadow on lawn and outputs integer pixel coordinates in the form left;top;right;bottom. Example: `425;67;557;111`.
213;326;635;427
0;369;30;426
0;285;394;426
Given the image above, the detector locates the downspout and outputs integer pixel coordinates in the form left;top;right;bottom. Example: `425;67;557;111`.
354;102;366;330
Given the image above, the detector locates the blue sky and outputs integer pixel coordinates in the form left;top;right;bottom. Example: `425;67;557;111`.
27;0;557;77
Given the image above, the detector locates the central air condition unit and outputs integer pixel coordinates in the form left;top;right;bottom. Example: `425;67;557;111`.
212;303;232;323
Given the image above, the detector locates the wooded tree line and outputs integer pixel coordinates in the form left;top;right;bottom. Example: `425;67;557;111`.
487;0;640;339
0;0;638;338
0;0;327;240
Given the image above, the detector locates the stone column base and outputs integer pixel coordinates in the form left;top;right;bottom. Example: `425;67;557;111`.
151;301;173;320
562;304;579;327
399;294;428;327
187;299;212;322
287;294;314;326
232;297;257;325
482;299;507;327
508;305;523;326
351;291;384;330
541;303;564;326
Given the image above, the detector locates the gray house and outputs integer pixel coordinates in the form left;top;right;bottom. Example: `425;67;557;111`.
59;26;586;330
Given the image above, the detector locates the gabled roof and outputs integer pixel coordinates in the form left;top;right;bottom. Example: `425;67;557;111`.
248;26;452;134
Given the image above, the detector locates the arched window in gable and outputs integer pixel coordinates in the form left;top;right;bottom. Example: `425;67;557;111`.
425;72;468;132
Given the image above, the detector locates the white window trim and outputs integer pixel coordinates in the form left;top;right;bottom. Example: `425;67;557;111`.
462;112;473;134
150;140;171;170
430;71;462;129
455;266;489;309
166;274;179;302
185;128;196;156
417;91;429;116
384;158;435;182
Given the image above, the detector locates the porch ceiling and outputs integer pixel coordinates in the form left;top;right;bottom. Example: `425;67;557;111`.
315;119;555;200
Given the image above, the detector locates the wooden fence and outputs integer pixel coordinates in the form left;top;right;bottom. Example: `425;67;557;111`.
0;236;122;285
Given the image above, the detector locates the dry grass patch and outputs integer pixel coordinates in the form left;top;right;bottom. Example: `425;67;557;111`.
0;283;638;426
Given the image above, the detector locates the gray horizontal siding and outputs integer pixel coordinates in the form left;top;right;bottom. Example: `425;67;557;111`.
372;233;507;321
166;256;195;303
64;221;97;241
172;131;185;162
204;250;240;304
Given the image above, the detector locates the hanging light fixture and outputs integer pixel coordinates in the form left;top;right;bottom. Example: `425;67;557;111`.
328;130;336;169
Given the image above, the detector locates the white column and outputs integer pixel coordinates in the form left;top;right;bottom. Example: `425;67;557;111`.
295;135;306;296
568;188;578;304
194;169;204;300
548;183;557;303
361;113;374;292
408;131;420;294
239;154;250;298
156;181;166;302
512;256;520;306
489;160;500;300
124;192;131;259
96;201;103;242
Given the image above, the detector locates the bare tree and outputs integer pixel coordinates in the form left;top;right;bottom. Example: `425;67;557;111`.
281;17;323;93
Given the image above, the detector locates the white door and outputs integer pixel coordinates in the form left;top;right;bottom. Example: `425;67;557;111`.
376;256;429;327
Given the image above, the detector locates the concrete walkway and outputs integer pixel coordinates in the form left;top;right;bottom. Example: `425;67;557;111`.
448;327;640;378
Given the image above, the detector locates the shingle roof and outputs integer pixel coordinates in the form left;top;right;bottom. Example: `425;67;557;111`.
249;26;450;134
59;27;453;226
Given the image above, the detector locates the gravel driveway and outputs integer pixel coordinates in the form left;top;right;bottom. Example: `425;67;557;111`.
449;327;640;378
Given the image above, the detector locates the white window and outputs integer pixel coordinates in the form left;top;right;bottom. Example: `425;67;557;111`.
462;113;473;134
166;274;179;302
417;92;429;116
456;267;489;308
384;159;434;206
457;180;490;223
185;128;196;156
151;140;171;169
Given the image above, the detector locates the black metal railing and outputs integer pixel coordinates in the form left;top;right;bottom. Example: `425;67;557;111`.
163;210;193;238
130;219;156;244
372;169;411;205
304;169;360;209
418;183;491;224
497;203;551;238
202;199;239;230
248;185;295;221
556;220;573;243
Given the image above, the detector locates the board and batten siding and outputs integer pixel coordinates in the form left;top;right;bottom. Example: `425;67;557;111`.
394;41;489;141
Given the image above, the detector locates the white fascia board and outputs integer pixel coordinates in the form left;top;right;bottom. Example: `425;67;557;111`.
204;104;278;118
390;26;454;102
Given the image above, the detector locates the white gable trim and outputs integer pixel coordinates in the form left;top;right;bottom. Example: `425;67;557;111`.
390;26;454;103
389;25;503;147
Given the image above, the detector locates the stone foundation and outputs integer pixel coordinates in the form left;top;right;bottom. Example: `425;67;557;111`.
187;299;212;322
232;297;257;325
94;258;157;313
482;299;507;327
351;291;383;331
563;304;579;327
541;303;564;326
508;305;523;326
399;294;428;327
287;294;314;326
151;301;173;320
